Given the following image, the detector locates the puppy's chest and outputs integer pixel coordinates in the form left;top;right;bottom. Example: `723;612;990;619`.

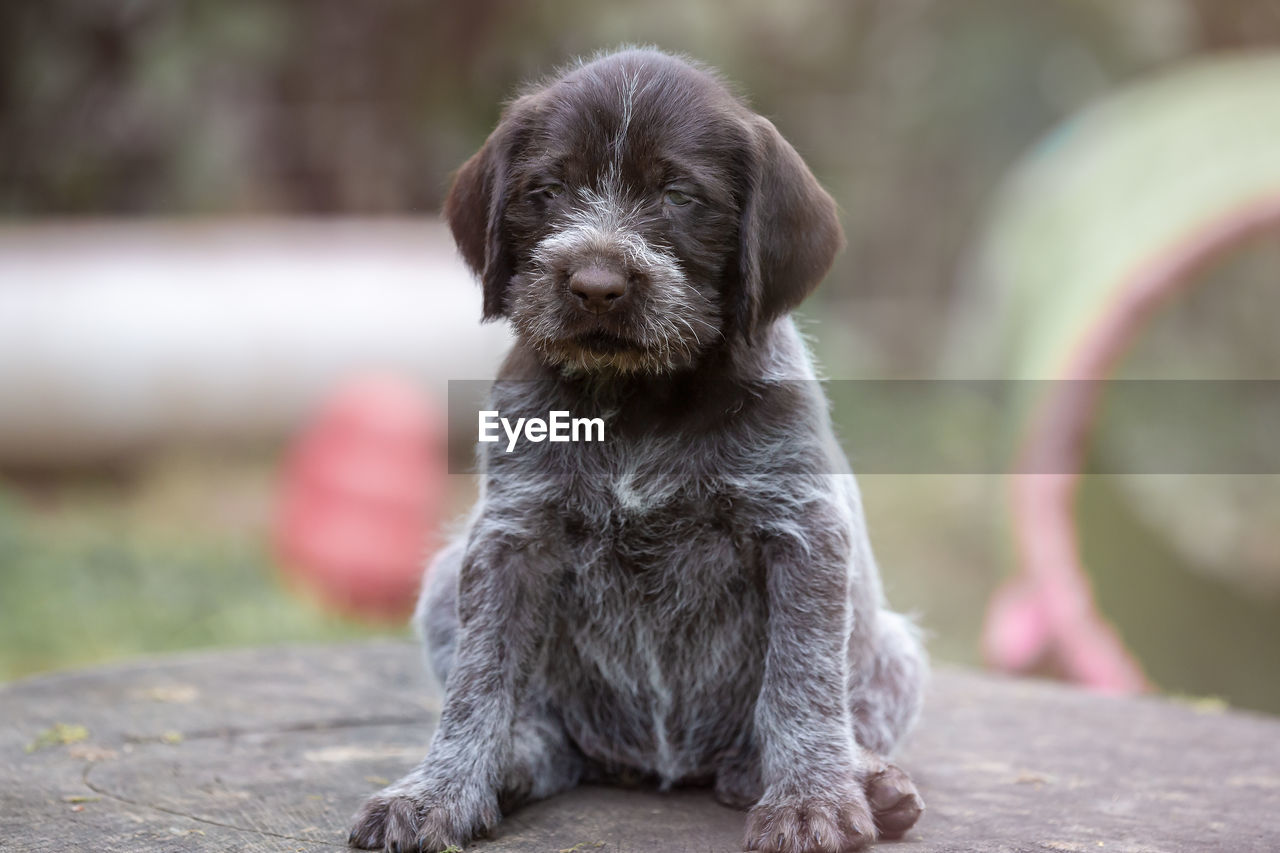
537;428;762;604
546;494;766;781
560;472;753;592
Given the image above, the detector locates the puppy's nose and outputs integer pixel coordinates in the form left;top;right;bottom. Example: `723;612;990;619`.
569;266;627;314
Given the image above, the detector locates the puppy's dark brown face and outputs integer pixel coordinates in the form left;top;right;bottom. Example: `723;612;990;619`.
446;49;844;375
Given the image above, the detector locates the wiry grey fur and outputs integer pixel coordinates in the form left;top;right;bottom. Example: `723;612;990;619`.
349;47;928;853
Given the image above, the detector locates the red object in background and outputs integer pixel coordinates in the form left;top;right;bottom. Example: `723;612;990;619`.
274;374;447;620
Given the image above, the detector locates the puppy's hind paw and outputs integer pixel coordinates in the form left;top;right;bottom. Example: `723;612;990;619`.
744;789;876;852
715;760;764;811
865;764;924;841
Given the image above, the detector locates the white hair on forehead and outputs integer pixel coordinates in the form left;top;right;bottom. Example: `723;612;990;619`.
552;49;658;182
608;68;655;184
614;70;639;158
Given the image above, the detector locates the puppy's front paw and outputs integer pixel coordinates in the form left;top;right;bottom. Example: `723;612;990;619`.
348;777;499;852
744;786;876;853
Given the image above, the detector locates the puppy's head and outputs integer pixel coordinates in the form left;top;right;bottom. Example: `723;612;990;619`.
445;48;843;375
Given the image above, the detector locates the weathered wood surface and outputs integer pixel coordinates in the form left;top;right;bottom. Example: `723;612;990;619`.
2;642;1278;852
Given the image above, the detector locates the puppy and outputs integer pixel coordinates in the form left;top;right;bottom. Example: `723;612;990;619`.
349;47;927;853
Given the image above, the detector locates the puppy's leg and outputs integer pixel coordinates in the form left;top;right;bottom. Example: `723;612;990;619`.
848;610;927;840
348;521;559;852
411;536;584;816
413;538;583;813
744;517;881;853
415;538;463;687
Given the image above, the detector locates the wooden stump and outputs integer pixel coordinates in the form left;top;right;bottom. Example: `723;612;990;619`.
2;642;1277;851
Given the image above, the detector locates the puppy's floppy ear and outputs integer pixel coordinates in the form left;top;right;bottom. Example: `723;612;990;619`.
731;115;844;338
444;97;535;321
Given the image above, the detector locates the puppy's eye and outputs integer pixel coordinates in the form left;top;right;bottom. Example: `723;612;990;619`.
663;188;693;207
534;183;565;200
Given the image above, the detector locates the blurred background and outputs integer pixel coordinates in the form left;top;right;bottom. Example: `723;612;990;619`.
2;1;1279;713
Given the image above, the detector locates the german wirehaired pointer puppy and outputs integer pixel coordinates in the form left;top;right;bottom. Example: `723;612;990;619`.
349;47;927;853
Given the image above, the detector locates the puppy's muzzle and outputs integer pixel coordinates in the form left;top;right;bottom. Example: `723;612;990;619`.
569;264;628;315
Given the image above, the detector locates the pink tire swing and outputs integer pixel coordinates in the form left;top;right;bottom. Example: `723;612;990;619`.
961;54;1280;691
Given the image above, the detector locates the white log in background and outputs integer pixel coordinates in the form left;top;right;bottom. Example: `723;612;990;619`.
0;219;510;466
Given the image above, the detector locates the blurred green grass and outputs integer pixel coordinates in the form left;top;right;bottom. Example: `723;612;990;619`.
0;452;404;682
